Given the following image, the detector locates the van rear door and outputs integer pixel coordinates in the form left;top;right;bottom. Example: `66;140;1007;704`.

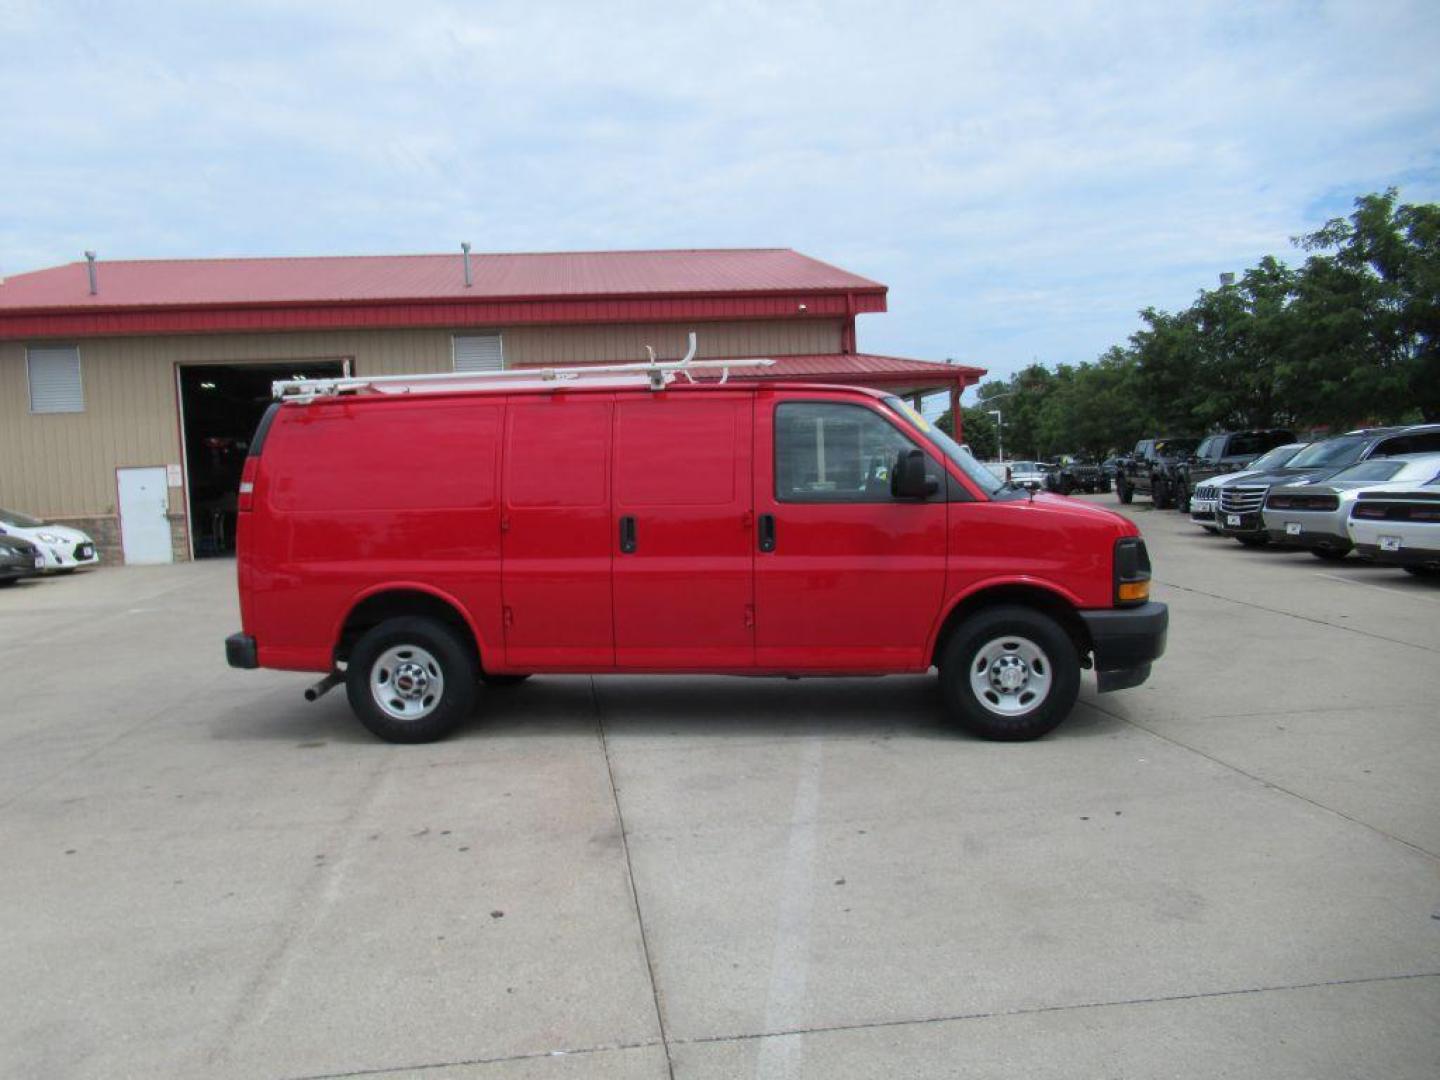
611;390;754;668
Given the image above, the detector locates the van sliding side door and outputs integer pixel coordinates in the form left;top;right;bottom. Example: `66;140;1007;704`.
611;390;755;668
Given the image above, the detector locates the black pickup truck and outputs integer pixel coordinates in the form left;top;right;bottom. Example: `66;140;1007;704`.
1181;430;1296;496
1117;430;1296;512
1115;437;1200;509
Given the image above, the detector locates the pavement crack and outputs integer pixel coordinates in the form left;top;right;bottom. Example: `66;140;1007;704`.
1154;579;1440;655
282;1037;664;1079
591;675;677;1080
676;971;1440;1049
207;750;397;1065
1087;698;1440;862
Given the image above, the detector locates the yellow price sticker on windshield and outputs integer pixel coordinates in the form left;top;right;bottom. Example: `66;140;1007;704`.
894;399;932;432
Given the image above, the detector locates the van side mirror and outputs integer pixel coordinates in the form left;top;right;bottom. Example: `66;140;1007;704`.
892;449;938;499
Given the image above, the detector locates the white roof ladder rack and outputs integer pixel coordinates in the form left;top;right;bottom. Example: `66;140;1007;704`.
273;332;774;402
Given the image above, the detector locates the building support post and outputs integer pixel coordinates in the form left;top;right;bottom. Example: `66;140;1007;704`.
950;384;962;441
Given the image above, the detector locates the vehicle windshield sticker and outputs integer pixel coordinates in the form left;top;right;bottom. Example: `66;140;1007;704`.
894;400;932;433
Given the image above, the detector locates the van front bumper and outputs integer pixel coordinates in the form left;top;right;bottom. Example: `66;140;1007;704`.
226;632;259;669
1080;602;1168;692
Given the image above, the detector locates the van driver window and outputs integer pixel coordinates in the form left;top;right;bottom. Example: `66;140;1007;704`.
775;401;930;503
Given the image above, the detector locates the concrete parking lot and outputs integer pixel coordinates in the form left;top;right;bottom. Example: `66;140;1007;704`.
2;497;1438;1079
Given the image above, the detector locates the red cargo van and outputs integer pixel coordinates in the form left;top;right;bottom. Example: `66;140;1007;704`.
226;360;1166;743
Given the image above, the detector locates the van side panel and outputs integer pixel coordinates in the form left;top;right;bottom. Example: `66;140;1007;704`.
249;399;504;670
501;397;615;668
611;390;755;668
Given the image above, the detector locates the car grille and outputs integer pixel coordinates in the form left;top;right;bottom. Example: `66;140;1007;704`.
1220;485;1268;513
1194;484;1216;501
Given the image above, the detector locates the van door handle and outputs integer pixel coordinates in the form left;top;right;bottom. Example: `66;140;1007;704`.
758;513;776;552
619;515;637;554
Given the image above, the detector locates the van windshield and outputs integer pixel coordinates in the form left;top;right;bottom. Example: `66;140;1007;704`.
882;397;1004;496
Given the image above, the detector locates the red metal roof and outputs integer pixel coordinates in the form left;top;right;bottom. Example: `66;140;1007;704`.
0;248;881;310
0;248;887;340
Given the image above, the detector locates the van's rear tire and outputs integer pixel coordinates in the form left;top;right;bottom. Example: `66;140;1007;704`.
938;606;1080;741
1116;481;1133;504
346;617;478;743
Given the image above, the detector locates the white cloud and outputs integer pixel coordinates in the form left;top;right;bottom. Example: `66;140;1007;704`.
2;0;1437;382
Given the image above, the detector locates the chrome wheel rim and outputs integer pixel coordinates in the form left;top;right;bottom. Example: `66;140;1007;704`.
969;635;1052;717
370;645;444;721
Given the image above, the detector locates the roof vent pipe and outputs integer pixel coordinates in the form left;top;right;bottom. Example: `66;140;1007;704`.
85;251;98;295
460;242;472;288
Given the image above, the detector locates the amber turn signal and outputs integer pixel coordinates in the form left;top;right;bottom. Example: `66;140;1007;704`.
1117;580;1150;603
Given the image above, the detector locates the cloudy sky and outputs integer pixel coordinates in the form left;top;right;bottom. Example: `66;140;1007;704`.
3;0;1438;385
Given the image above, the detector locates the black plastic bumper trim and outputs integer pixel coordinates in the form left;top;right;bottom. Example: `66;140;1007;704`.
226;632;258;669
1080;601;1168;675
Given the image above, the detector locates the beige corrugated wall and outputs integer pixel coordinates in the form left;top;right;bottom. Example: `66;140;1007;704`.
0;319;842;520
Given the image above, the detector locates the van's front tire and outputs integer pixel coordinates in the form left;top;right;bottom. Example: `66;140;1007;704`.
939;606;1080;741
346;617;478;743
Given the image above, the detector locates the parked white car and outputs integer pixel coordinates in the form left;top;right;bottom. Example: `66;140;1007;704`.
1260;453;1440;560
1346;478;1440;577
0;507;100;574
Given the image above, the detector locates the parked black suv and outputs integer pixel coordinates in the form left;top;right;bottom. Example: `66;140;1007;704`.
1044;456;1109;495
1115;437;1200;508
1216;424;1440;545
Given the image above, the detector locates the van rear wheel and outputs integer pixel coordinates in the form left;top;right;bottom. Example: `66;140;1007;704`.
939;606;1080;741
346;617;477;743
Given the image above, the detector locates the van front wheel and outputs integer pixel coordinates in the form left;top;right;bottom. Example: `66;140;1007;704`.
939;606;1080;741
346;617;478;743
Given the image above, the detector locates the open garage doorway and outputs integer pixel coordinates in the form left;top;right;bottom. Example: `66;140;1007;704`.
177;360;347;557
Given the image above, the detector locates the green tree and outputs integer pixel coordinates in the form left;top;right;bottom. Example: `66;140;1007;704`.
1295;189;1440;423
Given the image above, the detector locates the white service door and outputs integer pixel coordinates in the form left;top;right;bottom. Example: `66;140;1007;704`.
117;467;173;564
